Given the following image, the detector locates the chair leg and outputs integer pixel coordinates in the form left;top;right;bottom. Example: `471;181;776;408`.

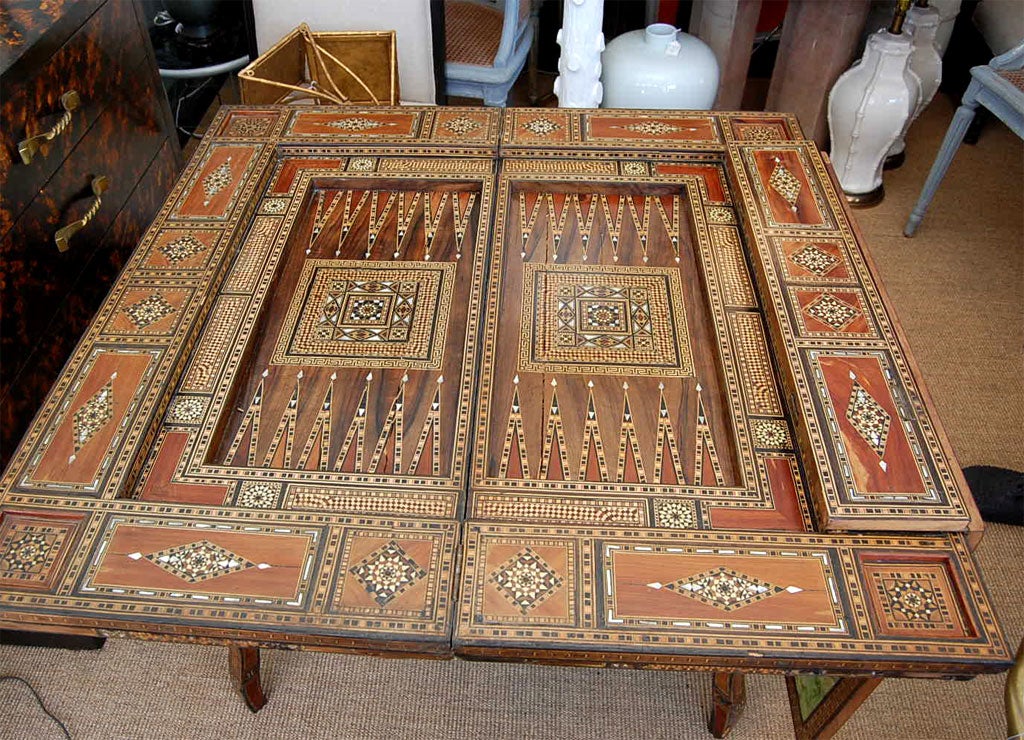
904;90;981;237
483;87;510;107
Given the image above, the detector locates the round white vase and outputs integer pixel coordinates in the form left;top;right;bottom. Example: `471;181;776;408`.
600;23;719;109
828;29;920;205
886;4;942;164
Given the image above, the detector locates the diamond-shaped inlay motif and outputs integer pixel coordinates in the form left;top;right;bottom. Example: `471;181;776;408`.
202;158;233;206
522;117;560;136
144;540;255;583
805;293;860;331
327;117;392;131
886;577;941;622
350;540;427;606
846;380;891;456
768;160;802;208
490;547;563;613
158;234;207;265
648;566;796;611
443;116;482;135
621;121;681;135
122;293;175;329
72;379;114;453
791;244;839;276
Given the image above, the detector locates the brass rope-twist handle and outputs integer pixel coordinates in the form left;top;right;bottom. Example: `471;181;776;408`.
54;175;109;252
18;90;82;165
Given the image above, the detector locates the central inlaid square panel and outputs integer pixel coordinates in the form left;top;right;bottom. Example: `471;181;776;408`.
271;260;455;369
519;263;694;377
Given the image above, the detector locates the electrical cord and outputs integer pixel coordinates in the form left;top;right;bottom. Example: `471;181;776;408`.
0;675;72;739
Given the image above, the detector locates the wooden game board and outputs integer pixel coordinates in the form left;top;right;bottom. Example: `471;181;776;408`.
0;107;1010;736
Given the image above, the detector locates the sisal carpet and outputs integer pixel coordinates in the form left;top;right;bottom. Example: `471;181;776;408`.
2;99;1022;740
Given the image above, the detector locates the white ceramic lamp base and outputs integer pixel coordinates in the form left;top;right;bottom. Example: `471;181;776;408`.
828;29;921;206
886;4;942;167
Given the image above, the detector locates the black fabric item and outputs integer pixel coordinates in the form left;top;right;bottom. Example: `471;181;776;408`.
963;466;1024;526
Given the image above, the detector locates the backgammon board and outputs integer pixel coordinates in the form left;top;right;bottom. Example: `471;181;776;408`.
0;107;1010;737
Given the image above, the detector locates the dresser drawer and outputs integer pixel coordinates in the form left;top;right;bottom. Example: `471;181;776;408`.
0;83;170;410
1;0;147;235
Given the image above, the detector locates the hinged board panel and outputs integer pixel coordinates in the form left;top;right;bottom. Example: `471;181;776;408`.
455;523;1009;675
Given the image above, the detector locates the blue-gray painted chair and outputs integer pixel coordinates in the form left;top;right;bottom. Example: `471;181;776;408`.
905;39;1024;237
444;0;534;106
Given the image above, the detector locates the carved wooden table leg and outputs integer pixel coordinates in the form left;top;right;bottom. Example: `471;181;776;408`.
708;672;747;738
228;646;267;712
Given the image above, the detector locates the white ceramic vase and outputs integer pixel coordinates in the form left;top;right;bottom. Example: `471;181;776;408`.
828;29;921;203
886;4;942;162
600;23;719;109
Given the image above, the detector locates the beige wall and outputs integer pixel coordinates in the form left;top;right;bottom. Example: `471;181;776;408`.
252;0;436;103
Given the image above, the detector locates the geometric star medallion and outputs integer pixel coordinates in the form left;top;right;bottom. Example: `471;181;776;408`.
2;531;56;575
647;565;801;611
490;547;563;614
885;577;941;622
350;540;427;607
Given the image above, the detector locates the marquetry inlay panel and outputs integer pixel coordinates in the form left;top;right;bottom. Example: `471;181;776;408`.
519;263;694;378
271;260;455;369
0;107;1004;681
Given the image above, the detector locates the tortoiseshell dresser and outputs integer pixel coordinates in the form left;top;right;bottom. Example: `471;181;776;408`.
1;0;181;469
0;106;1010;738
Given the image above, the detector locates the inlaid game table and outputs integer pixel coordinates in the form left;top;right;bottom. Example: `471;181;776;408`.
0;107;1010;737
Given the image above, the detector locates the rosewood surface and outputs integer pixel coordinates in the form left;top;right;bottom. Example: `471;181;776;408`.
0;106;1010;736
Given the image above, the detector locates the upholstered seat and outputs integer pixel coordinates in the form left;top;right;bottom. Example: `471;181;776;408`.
444;0;533;106
905;39;1024;236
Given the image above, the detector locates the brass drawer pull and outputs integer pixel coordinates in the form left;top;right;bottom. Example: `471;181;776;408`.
55;175;109;252
18;90;81;165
